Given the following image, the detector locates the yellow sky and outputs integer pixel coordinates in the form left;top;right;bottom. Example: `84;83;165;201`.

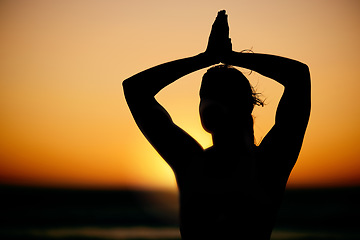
1;0;360;189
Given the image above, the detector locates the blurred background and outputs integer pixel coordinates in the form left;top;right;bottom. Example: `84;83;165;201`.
1;0;359;239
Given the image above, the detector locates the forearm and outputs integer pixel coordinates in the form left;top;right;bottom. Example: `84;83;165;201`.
224;52;310;87
123;53;216;99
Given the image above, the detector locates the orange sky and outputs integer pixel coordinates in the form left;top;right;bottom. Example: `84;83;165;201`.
1;0;360;189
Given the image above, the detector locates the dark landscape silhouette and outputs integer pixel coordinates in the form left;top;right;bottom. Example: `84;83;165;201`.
1;185;359;239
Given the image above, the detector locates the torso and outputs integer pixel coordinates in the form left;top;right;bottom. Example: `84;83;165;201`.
175;147;287;240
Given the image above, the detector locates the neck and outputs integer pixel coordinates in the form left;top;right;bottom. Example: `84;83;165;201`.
211;128;254;154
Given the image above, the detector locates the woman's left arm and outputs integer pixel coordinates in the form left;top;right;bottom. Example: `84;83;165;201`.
224;52;311;170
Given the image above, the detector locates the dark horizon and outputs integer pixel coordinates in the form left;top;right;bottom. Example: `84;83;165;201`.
1;185;359;239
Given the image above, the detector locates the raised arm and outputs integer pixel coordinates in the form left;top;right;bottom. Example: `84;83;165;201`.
223;52;311;170
123;11;231;172
123;54;211;171
123;10;230;98
123;54;215;100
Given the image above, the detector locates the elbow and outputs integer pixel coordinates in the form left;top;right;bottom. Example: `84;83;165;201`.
122;79;128;95
122;78;130;94
300;63;310;79
122;78;135;103
122;77;136;98
304;64;311;89
297;62;310;78
122;77;152;105
298;63;311;90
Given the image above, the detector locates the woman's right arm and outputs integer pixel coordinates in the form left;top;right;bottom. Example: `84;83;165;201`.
123;53;215;101
123;10;230;100
123;53;215;171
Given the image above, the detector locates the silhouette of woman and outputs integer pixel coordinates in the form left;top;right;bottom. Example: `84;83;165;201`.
123;10;311;240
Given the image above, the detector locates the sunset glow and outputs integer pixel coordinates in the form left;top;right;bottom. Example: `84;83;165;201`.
1;0;360;189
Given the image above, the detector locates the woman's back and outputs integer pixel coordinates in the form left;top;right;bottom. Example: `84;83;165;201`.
176;147;286;240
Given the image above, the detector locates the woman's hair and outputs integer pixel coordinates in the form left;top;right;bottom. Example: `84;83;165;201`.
200;64;264;146
200;64;263;113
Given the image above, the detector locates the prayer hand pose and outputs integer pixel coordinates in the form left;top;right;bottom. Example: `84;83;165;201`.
123;10;311;240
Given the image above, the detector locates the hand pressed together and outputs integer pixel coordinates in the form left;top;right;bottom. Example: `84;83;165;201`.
205;10;232;63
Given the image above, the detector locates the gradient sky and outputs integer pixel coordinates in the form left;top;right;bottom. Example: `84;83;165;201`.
1;0;360;189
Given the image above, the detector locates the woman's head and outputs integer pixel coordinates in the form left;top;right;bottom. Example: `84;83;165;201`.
199;64;263;134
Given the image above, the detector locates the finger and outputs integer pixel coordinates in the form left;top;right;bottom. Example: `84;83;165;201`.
214;10;227;24
218;10;226;16
216;13;229;32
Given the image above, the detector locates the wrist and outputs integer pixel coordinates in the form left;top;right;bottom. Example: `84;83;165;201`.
221;50;236;65
200;51;221;66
